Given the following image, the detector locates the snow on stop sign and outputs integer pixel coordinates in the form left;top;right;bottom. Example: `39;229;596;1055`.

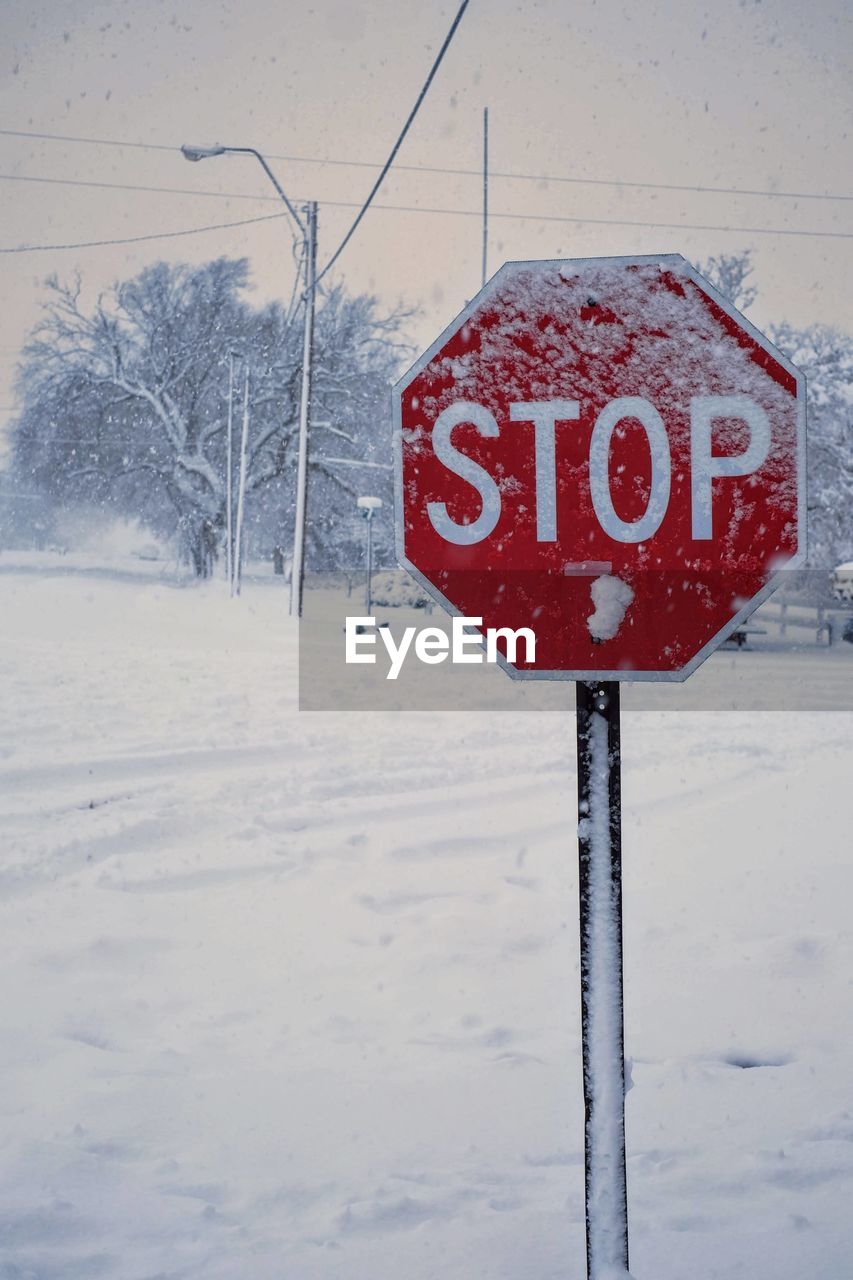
393;255;805;679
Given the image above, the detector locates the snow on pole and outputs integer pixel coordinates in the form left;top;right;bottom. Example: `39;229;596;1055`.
233;368;250;598
576;680;632;1280
225;352;235;592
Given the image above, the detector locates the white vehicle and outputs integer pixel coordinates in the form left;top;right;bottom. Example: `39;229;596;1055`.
832;561;853;602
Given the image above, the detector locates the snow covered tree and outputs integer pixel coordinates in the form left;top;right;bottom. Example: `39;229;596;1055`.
9;258;408;575
695;250;757;312
769;322;853;568
693;250;852;569
240;282;407;574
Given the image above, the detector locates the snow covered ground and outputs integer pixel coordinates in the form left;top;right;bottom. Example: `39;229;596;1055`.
1;561;852;1279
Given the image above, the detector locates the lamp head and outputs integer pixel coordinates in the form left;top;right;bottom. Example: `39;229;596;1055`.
181;143;227;162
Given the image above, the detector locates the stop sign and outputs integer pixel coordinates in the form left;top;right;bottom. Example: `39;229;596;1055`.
393;254;804;680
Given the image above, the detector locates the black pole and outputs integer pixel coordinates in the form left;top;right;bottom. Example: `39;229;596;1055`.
576;680;629;1278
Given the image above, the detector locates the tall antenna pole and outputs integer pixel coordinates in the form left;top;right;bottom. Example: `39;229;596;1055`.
225;352;235;591
290;201;318;618
233;367;250;598
481;106;489;287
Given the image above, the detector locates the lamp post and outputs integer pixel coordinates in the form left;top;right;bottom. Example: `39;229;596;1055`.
356;495;383;616
181;143;316;617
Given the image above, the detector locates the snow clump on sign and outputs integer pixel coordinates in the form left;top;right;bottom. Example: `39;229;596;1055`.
587;575;635;641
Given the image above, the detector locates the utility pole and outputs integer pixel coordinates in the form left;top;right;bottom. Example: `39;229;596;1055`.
289;201;318;619
225;352;236;590
233;367;250;597
482;106;489;287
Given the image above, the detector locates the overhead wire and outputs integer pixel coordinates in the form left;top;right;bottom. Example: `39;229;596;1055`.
0;209;289;253
313;0;471;286
1;196;851;255
1;125;851;204
0;171;249;203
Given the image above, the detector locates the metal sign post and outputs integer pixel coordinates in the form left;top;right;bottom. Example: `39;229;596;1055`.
576;680;629;1278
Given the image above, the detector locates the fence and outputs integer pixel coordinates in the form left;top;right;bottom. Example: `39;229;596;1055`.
760;597;853;646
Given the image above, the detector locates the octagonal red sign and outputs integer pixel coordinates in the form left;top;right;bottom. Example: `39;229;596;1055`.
393;255;805;680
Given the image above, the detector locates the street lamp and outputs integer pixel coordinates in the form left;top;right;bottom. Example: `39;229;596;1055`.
181;142;316;618
180;143;305;235
357;495;383;616
180;144;226;162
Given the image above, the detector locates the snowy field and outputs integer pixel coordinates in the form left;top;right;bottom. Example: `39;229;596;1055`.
1;561;852;1279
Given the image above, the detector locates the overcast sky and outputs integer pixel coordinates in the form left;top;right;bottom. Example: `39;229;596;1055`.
1;0;851;447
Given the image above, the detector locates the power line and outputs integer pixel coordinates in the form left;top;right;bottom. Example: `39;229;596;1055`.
0;209;289;253
315;0;471;286
0;167;850;252
1;195;852;255
2;124;852;205
0;128;177;154
0;170;283;204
